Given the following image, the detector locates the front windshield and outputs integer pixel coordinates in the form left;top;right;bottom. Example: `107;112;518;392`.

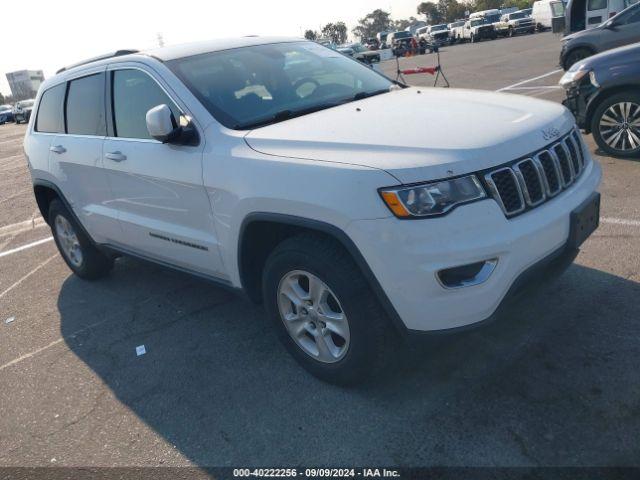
18;100;34;108
168;41;394;130
510;12;527;19
395;31;413;38
484;14;501;23
470;19;484;26
432;24;447;31
0;105;11;112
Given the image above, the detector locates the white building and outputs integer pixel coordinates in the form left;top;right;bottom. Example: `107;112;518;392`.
6;70;45;100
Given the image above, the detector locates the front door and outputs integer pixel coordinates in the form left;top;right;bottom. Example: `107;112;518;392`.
102;66;225;278
600;3;640;49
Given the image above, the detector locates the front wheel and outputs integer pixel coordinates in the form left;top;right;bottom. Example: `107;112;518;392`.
564;48;591;70
49;199;114;279
591;92;640;158
262;234;395;385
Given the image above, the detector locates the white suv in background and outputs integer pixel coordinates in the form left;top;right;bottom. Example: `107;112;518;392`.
24;38;601;384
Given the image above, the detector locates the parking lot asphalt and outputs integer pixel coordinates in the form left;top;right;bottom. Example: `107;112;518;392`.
1;32;639;468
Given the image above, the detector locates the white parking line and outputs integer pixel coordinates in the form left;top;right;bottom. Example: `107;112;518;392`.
504;86;564;91
497;69;563;92
601;217;640;227
0;254;57;300
0;237;54;259
0;217;47;238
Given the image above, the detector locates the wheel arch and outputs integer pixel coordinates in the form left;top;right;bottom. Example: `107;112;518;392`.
562;44;596;70
32;179;97;244
237;213;408;336
585;84;640;134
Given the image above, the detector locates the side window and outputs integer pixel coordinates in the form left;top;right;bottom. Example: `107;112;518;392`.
621;6;640;22
66;73;106;136
112;69;181;140
35;83;66;133
588;0;607;10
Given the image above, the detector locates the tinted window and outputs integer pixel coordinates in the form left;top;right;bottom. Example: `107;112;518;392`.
35;83;66;133
588;0;607;10
112;69;181;140
66;74;106;136
620;3;640;22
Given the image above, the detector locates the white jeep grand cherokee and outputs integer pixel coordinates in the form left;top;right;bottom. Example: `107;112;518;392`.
24;38;601;384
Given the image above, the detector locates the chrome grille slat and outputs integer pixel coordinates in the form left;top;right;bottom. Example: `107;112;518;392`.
513;158;546;207
485;168;525;216
486;130;588;218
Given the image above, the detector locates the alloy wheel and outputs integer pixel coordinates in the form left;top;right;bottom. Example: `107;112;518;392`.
599;102;640;153
55;215;83;268
277;270;350;363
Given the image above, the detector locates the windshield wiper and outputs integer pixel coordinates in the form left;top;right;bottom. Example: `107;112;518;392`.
352;88;391;101
235;102;343;130
236;89;392;130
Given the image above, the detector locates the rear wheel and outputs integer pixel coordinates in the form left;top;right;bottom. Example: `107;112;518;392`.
591;92;640;158
49;199;114;279
262;234;395;385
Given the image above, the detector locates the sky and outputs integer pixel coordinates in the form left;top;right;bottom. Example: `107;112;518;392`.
0;0;422;97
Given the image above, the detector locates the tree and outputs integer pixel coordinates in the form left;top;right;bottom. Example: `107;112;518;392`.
417;2;444;23
352;9;393;41
472;0;502;11
304;30;318;41
501;0;534;10
0;92;4;105
437;0;468;22
321;22;348;44
393;16;424;31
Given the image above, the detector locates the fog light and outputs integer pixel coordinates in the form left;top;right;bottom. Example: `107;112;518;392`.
437;259;498;289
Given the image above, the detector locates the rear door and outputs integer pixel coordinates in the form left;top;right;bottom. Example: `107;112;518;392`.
102;65;225;277
48;69;121;243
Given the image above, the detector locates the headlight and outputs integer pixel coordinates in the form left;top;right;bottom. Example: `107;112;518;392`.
380;175;487;218
559;65;591;88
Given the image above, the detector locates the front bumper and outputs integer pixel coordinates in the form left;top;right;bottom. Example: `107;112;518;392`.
562;82;598;132
514;24;535;33
346;152;602;333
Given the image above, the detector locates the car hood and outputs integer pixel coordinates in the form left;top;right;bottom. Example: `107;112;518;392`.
563;27;600;43
244;87;574;184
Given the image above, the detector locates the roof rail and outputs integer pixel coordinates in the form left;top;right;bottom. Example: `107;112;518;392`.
56;49;140;74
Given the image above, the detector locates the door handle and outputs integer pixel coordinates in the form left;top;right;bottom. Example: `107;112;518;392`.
50;145;66;154
105;151;127;162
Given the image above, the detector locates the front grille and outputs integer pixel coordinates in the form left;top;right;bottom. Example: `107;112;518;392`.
484;128;588;217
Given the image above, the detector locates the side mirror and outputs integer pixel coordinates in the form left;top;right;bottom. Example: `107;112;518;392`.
146;104;180;143
604;20;618;29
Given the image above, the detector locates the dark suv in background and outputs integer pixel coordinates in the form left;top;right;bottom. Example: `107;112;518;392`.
560;1;640;69
561;42;640;157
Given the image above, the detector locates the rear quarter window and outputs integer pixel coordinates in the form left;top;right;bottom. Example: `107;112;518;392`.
35;83;66;133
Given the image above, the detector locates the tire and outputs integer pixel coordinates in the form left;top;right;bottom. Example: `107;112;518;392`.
49;199;114;280
262;233;395;385
508;27;514;37
470;34;475;43
590;91;640;158
15;118;20;124
564;48;591;70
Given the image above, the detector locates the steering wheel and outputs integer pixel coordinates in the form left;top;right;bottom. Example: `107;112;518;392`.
293;77;320;99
